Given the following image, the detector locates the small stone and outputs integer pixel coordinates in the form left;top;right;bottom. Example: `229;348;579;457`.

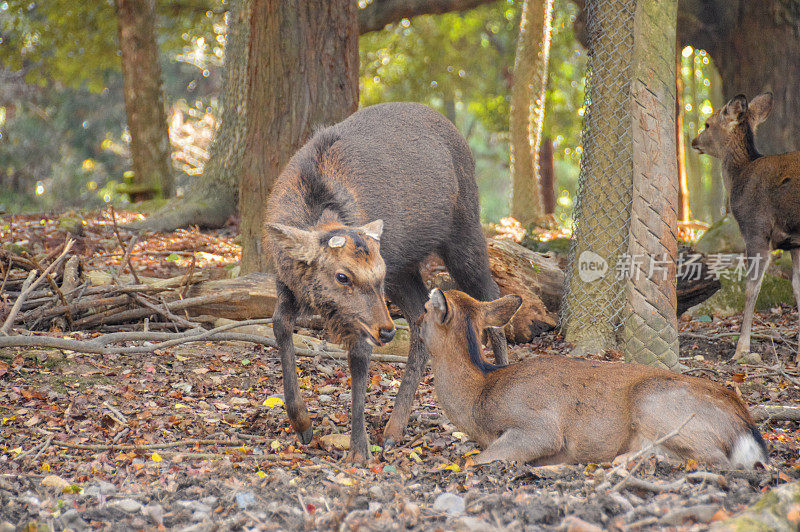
191;510;211;522
320;433;351;450
143;504;164;525
318;394;332;403
57;509;88;530
41;474;71;491
560;516;603;532
235;491;256;510
368;485;384;500
115;498;142;513
200;496;218;506
453;516;494;532
318;385;337;394
338;392;351;403
740;352;763;364
403;501;420;525
433;492;465;516
230;397;250;406
178;500;212;513
85;480;117;498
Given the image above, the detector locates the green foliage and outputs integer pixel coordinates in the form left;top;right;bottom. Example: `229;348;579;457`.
0;0;225;91
359;0;587;224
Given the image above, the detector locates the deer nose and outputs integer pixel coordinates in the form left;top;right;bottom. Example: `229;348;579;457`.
378;327;396;344
691;137;698;148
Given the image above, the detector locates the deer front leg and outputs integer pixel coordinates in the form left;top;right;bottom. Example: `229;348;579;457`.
474;426;562;465
735;246;771;361
346;340;372;462
383;272;428;446
791;249;800;366
273;283;313;444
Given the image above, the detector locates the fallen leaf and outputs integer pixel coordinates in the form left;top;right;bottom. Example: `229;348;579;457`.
263;396;285;408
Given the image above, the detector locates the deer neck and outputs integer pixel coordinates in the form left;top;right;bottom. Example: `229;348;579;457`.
722;126;761;181
431;353;485;434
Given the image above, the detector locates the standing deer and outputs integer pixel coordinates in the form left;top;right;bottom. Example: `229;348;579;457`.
421;288;768;467
691;92;800;365
264;102;507;461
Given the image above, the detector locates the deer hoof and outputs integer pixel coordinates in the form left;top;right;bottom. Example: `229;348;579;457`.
299;426;313;445
382;437;396;450
345;448;372;463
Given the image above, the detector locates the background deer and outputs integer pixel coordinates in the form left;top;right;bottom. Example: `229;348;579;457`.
421;288;768;467
691;92;800;365
264;102;507;461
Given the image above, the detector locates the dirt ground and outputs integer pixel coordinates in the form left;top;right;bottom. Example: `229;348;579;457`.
1;212;798;530
1;313;798;531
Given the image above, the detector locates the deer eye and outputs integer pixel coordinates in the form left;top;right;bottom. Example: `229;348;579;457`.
704;122;709;129
336;273;350;285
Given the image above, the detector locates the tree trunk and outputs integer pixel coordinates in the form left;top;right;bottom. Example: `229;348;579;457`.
539;136;556;216
127;0;251;232
238;0;359;274
115;0;173;201
678;0;800;154
562;0;679;369
675;46;690;223
510;0;554;229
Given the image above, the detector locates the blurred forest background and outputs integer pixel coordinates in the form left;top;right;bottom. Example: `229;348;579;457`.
0;0;795;230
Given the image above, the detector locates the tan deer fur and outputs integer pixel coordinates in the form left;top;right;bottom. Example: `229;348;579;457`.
420;289;768;467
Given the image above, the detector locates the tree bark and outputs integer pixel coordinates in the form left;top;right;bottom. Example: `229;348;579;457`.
539;136;556;216
238;0;359;274
115;0;174;201
127;0;251;232
510;0;553;229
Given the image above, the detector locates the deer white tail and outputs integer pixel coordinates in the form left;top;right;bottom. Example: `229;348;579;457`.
730;426;769;468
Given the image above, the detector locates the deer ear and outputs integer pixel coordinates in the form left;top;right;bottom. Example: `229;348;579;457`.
482;295;523;328
748;92;773;129
428;288;449;323
359;219;383;242
724;94;748;122
265;223;320;263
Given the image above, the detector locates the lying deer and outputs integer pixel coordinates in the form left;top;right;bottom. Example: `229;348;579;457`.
421;288;768;467
264;103;507;461
691;92;800;365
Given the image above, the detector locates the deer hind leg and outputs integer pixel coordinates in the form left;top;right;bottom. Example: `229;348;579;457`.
441;229;509;365
474;425;562;465
273;282;312;444
791;248;800;366
735;244;771;360
383;270;430;446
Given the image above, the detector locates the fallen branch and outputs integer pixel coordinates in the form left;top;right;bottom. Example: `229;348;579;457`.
1;239;74;335
1;270;36;336
0;318;408;363
46;438;252;451
751;404;800;422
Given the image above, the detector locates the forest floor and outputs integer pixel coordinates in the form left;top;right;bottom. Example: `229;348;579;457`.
0;211;798;531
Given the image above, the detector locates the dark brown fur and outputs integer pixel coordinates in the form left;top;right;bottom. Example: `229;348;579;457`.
692;93;800;364
421;289;768;467
264;103;507;460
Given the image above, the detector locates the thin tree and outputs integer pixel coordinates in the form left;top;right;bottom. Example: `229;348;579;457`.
115;0;173;200
510;0;554;229
130;0;251;231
